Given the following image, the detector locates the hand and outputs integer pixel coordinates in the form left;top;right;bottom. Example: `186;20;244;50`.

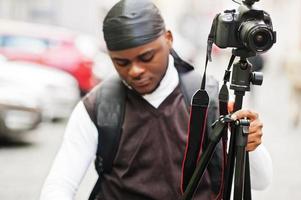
228;102;263;152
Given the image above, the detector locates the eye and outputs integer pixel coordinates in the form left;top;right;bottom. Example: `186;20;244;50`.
139;51;154;62
115;59;130;67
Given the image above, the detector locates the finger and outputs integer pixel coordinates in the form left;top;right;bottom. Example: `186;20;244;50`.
249;120;263;133
247;132;262;143
231;109;259;121
228;101;234;113
246;142;260;152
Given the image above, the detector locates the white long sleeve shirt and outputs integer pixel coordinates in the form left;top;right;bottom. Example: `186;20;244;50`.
40;57;273;200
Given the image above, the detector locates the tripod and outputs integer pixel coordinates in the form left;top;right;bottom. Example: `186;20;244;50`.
182;49;263;200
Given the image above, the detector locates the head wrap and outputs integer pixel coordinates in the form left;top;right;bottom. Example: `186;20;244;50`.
103;0;166;51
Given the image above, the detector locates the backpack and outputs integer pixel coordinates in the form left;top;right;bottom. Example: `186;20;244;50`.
83;51;222;200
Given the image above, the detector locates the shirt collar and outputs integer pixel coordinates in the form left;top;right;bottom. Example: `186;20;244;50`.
142;55;179;108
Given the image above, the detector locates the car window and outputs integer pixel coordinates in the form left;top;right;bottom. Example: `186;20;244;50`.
0;36;3;46
3;36;49;54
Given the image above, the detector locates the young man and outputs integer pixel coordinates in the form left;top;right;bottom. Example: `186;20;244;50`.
40;1;272;199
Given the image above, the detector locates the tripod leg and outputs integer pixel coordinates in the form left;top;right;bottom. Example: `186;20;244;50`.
234;120;249;200
223;125;236;200
244;153;252;200
182;142;218;200
234;146;246;200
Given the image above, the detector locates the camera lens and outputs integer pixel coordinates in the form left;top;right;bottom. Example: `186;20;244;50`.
240;21;275;53
250;28;274;50
253;31;267;47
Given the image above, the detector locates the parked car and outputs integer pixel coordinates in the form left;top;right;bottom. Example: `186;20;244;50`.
0;87;42;137
0;19;100;95
0;57;80;120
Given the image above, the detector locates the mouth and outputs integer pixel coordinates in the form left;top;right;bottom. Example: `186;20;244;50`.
132;78;150;88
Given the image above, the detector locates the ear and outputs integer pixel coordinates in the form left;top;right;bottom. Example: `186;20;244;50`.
164;30;173;49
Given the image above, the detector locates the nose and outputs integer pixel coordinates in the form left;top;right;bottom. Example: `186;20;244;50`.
128;63;145;79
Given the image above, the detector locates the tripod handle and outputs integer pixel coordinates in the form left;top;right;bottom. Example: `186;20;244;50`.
182;116;232;200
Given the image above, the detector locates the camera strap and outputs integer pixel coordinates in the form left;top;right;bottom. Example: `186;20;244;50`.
201;14;219;90
181;14;223;194
181;85;209;193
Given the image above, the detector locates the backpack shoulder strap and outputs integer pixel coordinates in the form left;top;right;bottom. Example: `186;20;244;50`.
83;75;126;200
83;75;126;174
179;70;219;110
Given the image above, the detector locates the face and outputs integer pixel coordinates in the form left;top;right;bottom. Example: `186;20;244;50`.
108;31;173;95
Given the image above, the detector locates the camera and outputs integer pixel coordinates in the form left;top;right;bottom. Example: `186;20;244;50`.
212;0;276;54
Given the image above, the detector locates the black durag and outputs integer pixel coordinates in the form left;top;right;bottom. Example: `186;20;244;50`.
103;0;194;72
103;0;166;51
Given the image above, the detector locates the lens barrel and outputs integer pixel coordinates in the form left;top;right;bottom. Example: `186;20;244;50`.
240;21;275;53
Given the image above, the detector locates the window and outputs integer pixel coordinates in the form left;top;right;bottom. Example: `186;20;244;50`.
3;35;49;54
0;36;4;46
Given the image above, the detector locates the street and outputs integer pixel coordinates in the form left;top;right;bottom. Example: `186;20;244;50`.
0;61;300;200
0;121;97;200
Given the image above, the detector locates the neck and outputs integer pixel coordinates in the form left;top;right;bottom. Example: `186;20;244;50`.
142;55;179;108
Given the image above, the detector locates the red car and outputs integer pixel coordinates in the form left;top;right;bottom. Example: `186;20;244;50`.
0;19;100;95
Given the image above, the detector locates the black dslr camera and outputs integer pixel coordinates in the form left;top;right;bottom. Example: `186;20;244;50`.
212;0;276;54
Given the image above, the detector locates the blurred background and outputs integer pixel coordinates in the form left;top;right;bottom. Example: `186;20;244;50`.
0;0;300;199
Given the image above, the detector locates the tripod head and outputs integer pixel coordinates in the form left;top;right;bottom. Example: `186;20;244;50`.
242;0;260;6
230;53;263;94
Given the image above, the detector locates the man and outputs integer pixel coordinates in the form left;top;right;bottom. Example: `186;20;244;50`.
40;0;272;199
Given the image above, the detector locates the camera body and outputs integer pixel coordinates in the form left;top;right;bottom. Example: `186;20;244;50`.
213;2;276;54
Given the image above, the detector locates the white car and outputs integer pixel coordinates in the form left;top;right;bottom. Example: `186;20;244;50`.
0;58;80;121
0;87;42;136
